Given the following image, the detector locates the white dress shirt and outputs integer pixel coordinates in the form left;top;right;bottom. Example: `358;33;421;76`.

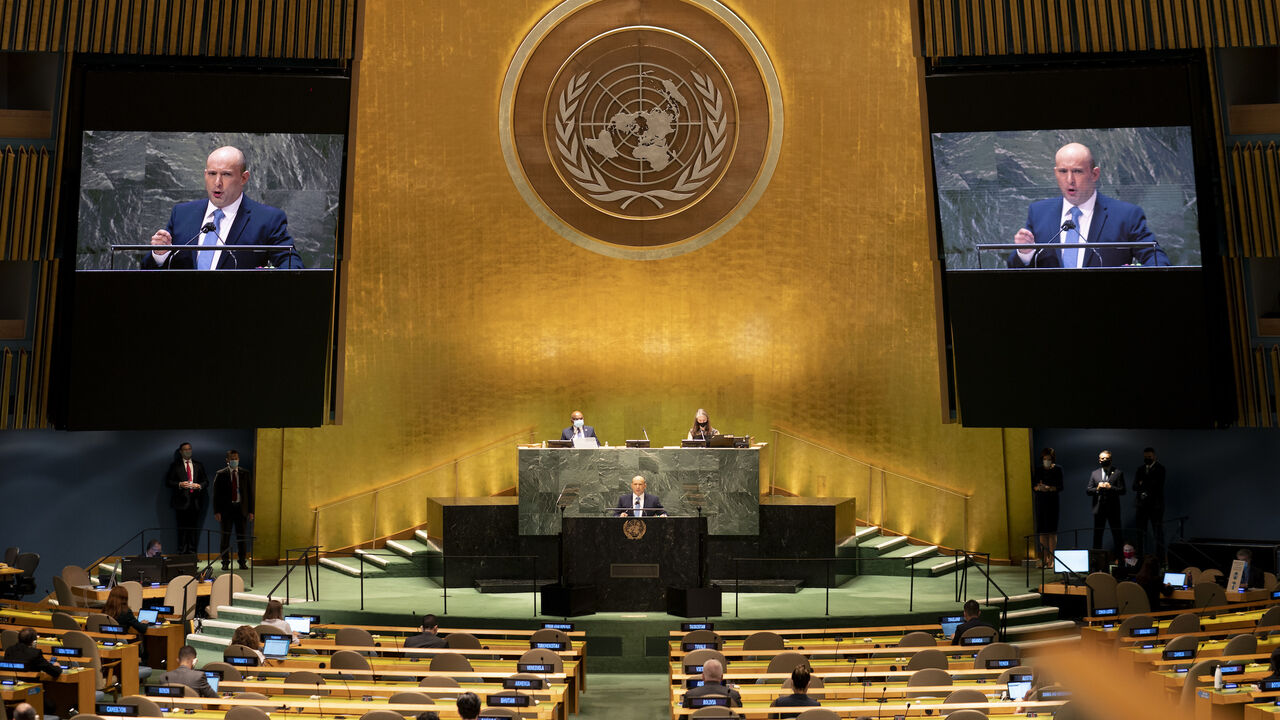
152;195;242;268
1016;191;1097;267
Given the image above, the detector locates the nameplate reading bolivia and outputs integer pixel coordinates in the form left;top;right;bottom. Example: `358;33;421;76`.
500;0;782;259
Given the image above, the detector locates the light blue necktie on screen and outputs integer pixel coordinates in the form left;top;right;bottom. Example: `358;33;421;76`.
198;208;225;270
1062;206;1082;269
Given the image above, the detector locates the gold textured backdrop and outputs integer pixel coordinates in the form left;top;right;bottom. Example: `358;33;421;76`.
254;0;1033;560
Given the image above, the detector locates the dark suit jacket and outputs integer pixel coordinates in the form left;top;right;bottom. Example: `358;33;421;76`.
160;665;218;698
1133;461;1166;507
683;681;741;707
140;195;303;270
166;458;208;511
1006;193;1170;268
560;425;598;441
213;466;255;515
1087;467;1126;512
3;642;61;679
404;632;447;649
614;492;665;517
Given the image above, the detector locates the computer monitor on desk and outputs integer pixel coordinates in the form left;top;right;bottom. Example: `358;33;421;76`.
121;557;164;584
1053;549;1090;578
162;554;198;582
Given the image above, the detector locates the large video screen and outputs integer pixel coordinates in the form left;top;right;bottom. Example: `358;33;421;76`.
76;131;343;270
926;57;1233;428
933;126;1201;270
51;63;350;430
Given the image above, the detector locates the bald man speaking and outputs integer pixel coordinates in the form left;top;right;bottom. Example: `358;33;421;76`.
1008;142;1169;269
143;145;304;270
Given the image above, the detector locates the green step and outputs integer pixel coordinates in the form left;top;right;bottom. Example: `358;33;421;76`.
385;539;438;558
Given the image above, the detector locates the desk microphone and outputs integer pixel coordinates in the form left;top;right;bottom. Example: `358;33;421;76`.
1029;219;1077;267
155;222;216;266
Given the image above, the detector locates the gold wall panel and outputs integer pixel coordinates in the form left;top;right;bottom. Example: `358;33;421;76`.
256;0;1031;560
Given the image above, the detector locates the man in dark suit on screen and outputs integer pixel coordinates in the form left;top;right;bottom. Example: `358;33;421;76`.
142;146;303;270
213;449;254;570
166;442;208;555
614;475;666;517
1007;142;1170;268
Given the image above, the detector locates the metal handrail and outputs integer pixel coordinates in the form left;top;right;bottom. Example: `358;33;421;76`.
267;545;321;603
90;526;258;585
730;556;855;618
954;548;1009;637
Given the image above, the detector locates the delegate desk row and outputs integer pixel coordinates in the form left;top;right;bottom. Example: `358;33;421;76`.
284;628;586;693
224;649;582;715
0;601;185;669
94;695;556;720
1081;600;1280;646
124;672;572;720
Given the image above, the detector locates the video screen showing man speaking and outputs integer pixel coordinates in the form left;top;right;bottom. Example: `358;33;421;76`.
76;131;342;270
932;127;1201;270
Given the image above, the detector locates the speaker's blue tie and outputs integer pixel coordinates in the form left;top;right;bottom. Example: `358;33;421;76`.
198;208;225;270
1062;206;1082;269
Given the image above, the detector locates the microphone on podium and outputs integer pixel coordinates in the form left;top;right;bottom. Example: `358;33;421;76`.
1030;219;1077;267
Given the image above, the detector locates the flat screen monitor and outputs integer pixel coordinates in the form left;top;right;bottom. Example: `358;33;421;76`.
961;635;993;646
204;670;222;694
517;663;553;674
486;694;530;707
121;557;164;584
939;615;964;638
1053;549;1089;575
1163;571;1190;588
682;622;713;631
136;608;159;625
228;655;258;666
163;554;198;582
1007;676;1033;701
285;616;312;634
1261;680;1280;692
97;704;139;716
542;622;574;631
261;634;290;658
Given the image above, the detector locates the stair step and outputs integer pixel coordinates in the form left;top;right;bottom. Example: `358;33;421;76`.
1003;606;1059;622
320;557;368;578
211;605;264;623
1002;619;1079;639
853;525;880;540
919;556;970;576
386;539;437;558
413;531;442;552
862;535;909;553
1012;634;1082;653
710;579;805;594
981;592;1042;606
354;549;393;569
881;544;938;559
232;592;308;607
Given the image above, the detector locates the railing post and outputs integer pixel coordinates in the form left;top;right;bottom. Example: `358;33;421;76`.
442;554;448;615
359;552;365;610
734;558;740;618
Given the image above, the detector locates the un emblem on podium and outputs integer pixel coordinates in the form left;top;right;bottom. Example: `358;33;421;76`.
622;519;647;540
501;0;782;259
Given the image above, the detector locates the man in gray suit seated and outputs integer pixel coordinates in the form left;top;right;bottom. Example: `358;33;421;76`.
158;646;217;698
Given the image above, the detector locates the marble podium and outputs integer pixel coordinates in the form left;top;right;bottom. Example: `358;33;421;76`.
561;516;705;611
517;447;760;536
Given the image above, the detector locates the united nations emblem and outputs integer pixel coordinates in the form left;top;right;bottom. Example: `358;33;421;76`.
622;519;647;540
501;0;783;259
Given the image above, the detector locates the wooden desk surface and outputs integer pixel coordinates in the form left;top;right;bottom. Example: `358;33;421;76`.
77;580;213;603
